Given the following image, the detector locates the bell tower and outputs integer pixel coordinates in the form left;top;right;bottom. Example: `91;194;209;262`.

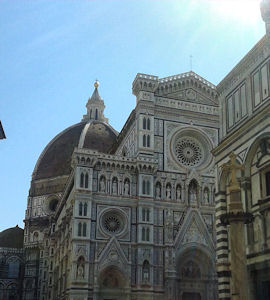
261;0;270;35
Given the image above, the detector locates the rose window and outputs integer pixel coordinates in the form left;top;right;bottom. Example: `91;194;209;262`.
104;216;120;233
174;137;203;167
101;209;126;235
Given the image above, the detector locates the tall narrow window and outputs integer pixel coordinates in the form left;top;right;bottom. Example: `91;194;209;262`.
261;64;269;100
146;209;150;222
142;208;146;221
85;173;89;188
253;71;261;107
142;227;145;241
234;90;240;123
78;223;82;236
95;109;98;120
90;109;92;119
265;171;270;196
83;203;87;216
146;228;150;241
143;117;146;129
142;180;146;194
79;202;83;216
83;223;87;237
147;135;150;147
80;173;84;188
240;84;247;117
227;96;233;128
147;118;151;130
146;180;150;195
143;135;146;147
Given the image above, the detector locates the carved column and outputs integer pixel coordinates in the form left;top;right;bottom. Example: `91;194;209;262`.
220;153;253;300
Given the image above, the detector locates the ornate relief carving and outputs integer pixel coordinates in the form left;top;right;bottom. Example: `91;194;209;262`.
182;221;207;245
155;136;163;153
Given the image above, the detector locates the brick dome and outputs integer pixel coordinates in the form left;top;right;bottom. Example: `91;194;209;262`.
32;120;118;180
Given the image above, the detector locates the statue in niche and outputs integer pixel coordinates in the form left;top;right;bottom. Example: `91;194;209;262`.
155;183;161;199
188;180;198;203
203;188;209;204
76;257;85;280
166;184;171;200
112;179;118;195
99;177;106;192
176;185;181;201
124;180;130;196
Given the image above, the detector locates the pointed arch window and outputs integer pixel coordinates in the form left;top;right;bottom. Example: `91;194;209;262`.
146;180;150;195
80;173;84;188
142;180;146;194
78;223;82;236
82;223;87;237
142;208;146;221
143;117;147;129
79;202;83;216
143;134;146;147
146;228;150;241
147;135;150;147
85;173;89;188
83;203;87;216
147;118;151;130
146;209;150;222
142;227;146;241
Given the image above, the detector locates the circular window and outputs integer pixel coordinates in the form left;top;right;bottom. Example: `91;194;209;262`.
104;216;120;233
174;137;203;167
100;209;126;236
171;129;212;169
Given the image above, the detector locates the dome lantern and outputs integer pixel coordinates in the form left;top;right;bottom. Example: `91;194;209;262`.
82;80;109;123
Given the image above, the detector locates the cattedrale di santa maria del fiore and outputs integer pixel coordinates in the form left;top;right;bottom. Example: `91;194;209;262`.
1;1;270;300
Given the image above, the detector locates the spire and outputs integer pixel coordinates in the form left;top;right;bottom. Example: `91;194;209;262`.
82;80;109;123
261;0;270;35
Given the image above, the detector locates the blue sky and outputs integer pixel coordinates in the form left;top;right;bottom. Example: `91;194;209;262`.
0;0;265;231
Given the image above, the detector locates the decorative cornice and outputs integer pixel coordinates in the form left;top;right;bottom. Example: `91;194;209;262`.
217;36;269;96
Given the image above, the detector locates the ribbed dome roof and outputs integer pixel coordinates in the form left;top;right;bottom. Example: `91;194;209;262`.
33;120;118;181
0;225;24;248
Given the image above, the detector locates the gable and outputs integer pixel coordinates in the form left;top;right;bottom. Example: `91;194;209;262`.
165;88;218;106
174;209;215;252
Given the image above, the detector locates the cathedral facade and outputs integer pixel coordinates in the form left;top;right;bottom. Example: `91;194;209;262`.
23;73;219;300
17;2;270;300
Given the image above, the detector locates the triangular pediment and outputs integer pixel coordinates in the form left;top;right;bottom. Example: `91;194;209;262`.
174;209;215;252
156;71;218;106
165;88;217;106
97;236;129;271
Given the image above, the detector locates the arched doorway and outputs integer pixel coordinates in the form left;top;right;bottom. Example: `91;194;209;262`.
176;246;217;300
98;265;130;300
